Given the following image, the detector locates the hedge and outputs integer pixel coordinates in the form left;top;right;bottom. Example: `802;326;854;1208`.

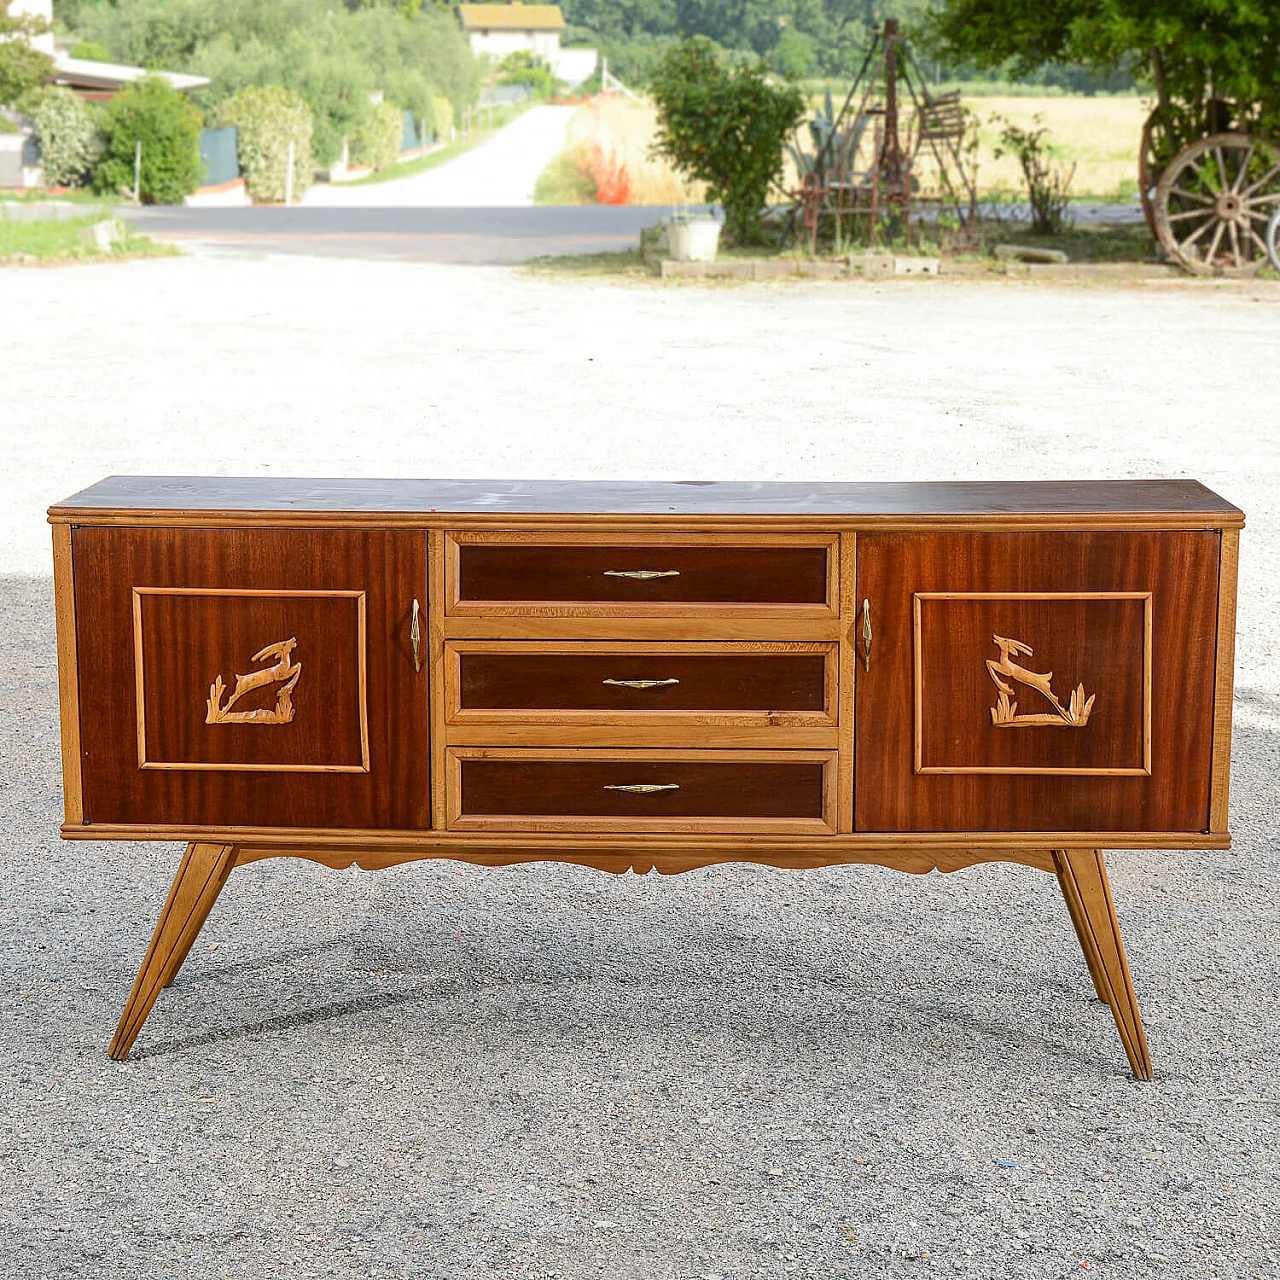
214;85;313;203
94;75;203;204
351;98;400;171
29;85;100;188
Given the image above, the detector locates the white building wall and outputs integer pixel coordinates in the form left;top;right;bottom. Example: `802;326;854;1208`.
469;30;562;62
10;0;55;55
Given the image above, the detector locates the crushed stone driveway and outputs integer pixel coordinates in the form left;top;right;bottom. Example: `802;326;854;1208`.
1;252;1279;1280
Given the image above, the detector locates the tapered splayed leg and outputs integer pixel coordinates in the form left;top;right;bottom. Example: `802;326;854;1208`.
1052;849;1154;1081
1055;857;1111;1005
109;843;237;1060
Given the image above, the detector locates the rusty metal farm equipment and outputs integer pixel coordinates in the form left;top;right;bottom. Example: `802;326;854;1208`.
788;19;979;254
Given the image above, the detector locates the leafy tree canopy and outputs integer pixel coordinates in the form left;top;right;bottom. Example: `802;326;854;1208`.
922;0;1280;137
1;0;54;107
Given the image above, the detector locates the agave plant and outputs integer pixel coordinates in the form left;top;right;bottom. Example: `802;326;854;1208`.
788;89;869;188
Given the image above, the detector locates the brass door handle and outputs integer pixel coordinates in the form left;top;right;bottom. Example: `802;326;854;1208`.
861;598;872;672
603;569;680;580
410;598;421;673
603;783;680;794
602;678;680;690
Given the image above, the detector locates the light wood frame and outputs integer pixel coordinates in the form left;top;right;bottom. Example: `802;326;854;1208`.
1208;529;1239;833
131;588;370;773
443;747;839;835
443;529;841;620
912;591;1153;777
52;523;84;825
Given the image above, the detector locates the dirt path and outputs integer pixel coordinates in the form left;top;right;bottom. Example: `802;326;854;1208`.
303;105;576;207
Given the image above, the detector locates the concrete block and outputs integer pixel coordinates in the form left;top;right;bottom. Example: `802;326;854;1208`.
77;220;120;251
894;256;940;275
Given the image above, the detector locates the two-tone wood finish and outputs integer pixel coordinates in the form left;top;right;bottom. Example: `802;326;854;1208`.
48;478;1243;1078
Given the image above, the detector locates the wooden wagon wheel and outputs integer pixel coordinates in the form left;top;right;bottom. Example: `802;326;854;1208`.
1155;131;1280;276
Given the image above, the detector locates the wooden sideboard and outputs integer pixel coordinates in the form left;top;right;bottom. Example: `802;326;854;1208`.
48;478;1243;1074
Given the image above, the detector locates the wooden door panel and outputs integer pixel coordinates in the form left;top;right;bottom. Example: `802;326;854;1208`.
74;527;427;830
856;532;1220;832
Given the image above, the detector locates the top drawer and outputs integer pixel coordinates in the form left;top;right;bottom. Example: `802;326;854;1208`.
447;532;838;615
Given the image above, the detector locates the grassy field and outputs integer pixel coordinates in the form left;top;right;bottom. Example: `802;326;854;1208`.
534;98;704;206
534;93;1146;205
968;95;1146;199
0;213;176;265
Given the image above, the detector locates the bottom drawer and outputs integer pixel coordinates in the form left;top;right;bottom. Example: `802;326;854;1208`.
446;748;837;834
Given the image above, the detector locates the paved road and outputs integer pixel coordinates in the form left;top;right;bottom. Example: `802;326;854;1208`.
125;205;676;263
303;106;577;208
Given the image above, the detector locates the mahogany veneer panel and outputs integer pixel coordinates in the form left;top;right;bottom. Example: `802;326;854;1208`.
460;759;825;818
73;527;428;830
855;531;1219;832
456;543;829;606
455;647;828;713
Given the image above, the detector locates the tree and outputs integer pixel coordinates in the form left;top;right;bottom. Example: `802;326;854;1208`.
0;0;54;107
94;75;204;203
649;38;805;243
922;0;1280;150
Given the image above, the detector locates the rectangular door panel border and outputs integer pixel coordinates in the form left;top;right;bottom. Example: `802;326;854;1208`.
912;591;1152;776
133;587;370;773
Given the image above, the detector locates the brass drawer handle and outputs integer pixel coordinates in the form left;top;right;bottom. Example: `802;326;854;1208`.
602;678;680;690
410;598;421;673
603;569;680;580
603;783;680;794
861;598;872;672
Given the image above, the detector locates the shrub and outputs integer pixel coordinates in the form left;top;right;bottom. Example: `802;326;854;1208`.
431;95;453;140
496;50;561;101
94;75;203;203
0;0;54;107
994;114;1076;235
29;85;102;188
351;98;400;171
71;40;112;62
648;38;805;243
214;85;313;203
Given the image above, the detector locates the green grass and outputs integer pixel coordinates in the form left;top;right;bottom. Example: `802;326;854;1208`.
344;104;530;186
0;188;119;204
524;248;650;279
0;213;179;265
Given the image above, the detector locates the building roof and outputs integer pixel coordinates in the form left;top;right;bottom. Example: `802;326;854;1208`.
457;3;565;32
51;56;211;94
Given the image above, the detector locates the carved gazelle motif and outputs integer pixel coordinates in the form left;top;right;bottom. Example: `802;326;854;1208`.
206;638;301;725
987;634;1095;728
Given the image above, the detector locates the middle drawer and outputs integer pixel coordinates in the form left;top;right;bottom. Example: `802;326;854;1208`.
444;641;838;729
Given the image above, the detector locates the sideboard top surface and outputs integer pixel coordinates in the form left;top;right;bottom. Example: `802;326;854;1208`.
49;476;1243;528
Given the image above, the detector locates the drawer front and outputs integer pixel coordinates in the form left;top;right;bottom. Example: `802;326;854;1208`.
855;531;1221;833
448;533;836;614
447;642;836;723
447;749;836;833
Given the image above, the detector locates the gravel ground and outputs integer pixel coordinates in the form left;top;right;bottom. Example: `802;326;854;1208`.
1;253;1279;1279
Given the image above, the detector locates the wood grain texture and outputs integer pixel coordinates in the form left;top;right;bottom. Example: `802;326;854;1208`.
73;527;429;830
428;529;448;830
856;532;1220;833
62;821;1229;852
912;592;1152;775
232;842;1057;877
837;533;857;833
447;531;838;616
445;748;837;834
49;476;1245;526
131;588;369;772
51;523;83;826
109;841;236;1060
1053;849;1154;1080
1209;529;1239;832
447;641;834;723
